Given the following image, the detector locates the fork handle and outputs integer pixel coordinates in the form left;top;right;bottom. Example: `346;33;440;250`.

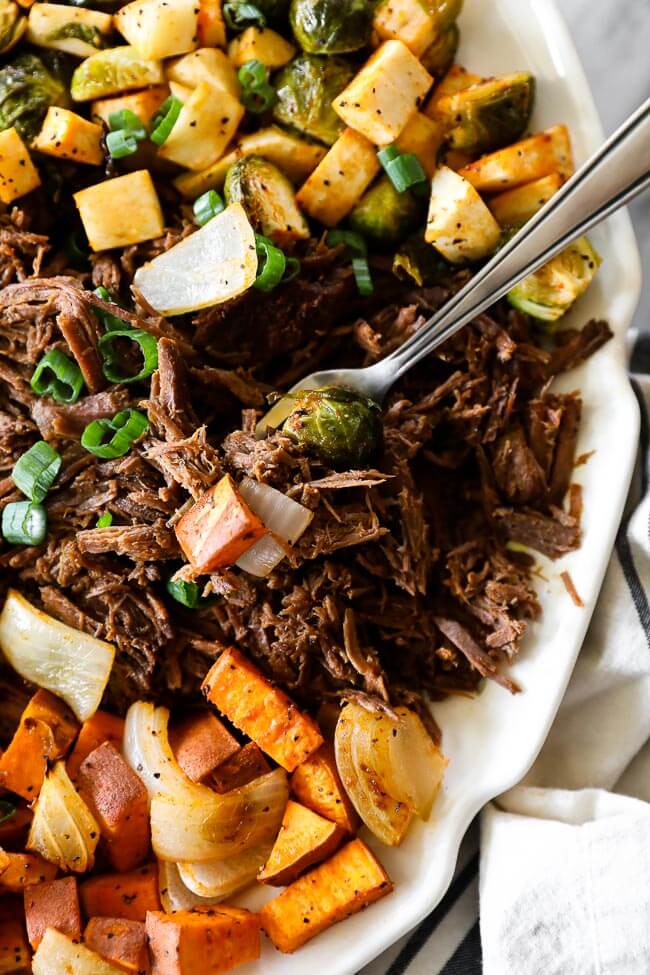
369;97;650;395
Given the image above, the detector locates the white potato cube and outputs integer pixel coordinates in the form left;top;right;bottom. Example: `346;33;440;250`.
91;86;170;128
26;3;113;57
333;40;432;145
373;0;437;56
395;111;444;177
158;81;243;171
0;127;40;204
459;125;574;193
166;47;239;98
33;107;103;165
228;26;295;68
168;80;194;102
425;165;501;263
296;128;380;227
74;170;164;251
115;0;199;60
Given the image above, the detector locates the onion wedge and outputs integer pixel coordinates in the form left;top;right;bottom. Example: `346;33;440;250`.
27;761;100;872
236;478;314;577
158;860;226;913
178;842;273;899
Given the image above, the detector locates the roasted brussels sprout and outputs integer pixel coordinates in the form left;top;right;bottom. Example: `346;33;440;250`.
420;23;458;79
70;46;164;102
0;1;26;56
508;237;601;323
349;176;422;245
290;0;372;54
273;53;354;146
0;51;68;142
437;72;535;154
224;155;309;242
428;0;463;31
392;235;449;286
224;0;289;29
282;386;382;468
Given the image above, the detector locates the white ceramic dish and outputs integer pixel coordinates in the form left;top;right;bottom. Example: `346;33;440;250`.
236;1;643;971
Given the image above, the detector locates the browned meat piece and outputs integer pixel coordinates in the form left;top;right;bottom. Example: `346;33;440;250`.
77;521;180;561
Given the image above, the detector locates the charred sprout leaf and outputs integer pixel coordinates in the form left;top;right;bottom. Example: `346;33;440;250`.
225;155;309;241
392;235;449;286
48;21;106;48
441;72;535;154
420;23;458;79
508;236;601;323
290;0;372;54
0;51;68;142
282;386;382;469
349;175;422;245
273;53;354;146
224;0;289;28
0;1;26;56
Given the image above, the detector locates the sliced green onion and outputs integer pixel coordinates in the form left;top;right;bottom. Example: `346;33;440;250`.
106;129;138;159
98;329;159;384
93;286;130;332
96;512;113;528
282;256;301;283
166;577;202;608
65;228;89;269
2;501;47;546
108;108;146;140
241;82;275;114
223;1;266;30
193;189;225;226
352;256;374;296
150;96;183;146
12;441;61;503
254;235;286;291
238;59;267;89
30;349;84;404
325;229;367;258
0;800;16;825
378;145;426;193
81;409;149;460
376;145;401;168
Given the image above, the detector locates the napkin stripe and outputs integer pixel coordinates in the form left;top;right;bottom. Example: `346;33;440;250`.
439;921;482;974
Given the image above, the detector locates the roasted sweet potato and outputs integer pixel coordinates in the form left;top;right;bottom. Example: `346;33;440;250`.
260;839;393;953
290;744;360;833
85;917;150;973
0;853;57;893
145;906;260;975
77;743;149;872
0;691;78;800
24;877;81;950
80;864;161;923
67;711;125;781
202;647;323;772
258;800;345;887
169;711;239;783
0;918;30;973
0;808;32;851
209;743;270;794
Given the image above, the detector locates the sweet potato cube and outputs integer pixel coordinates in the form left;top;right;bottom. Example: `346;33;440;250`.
202;646;324;772
76;743;150;872
458;124;574;193
260;838;393;952
169;712;239;783
145;906;260;975
0;128;41;204
85;917;150;973
290;744;359;833
0;919;30;973
0;807;32;851
0;690;79;800
67;711;125;781
74;170;164;252
209;742;270;794
259;800;345;887
80;864;161;923
0;854;57;893
24;877;81;950
175;475;266;574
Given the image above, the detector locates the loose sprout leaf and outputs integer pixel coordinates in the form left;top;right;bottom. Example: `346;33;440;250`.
0;51;67;141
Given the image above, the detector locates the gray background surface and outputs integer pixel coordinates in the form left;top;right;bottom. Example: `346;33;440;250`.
562;0;649;331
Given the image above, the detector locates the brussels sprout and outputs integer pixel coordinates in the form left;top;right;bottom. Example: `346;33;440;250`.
420;23;458;80
0;1;26;56
290;0;372;54
70;47;164;102
0;52;68;143
392;235;449;286
508;237;601;323
282;386;382;468
224;0;289;29
224;155;309;242
273;53;354;146
427;0;463;31
349;176;422;245
438;72;535;154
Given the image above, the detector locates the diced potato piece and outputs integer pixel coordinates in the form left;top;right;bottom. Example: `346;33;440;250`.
0;852;57;893
32;928;126;975
146;907;260;975
168;80;194;101
79;864;161;923
488;172;564;227
24;876;81;950
396;110;445;177
0;127;40;204
459;124;574;192
210;742;271;793
425;164;501;262
333;40;432;145
169;711;239;783
26;3;113;57
197;0;225;47
296;127;380;227
158;81;243;171
0;689;78;800
373;0;438;56
202;646;324;772
66;710;124;781
166;47;239;98
90;86;170;128
74;170;164;252
0;919;30;973
84;918;149;974
259;800;345;887
260;839;393;953
32;107;102;165
115;0;198;60
290;743;360;833
423;63;482;120
228;26;294;69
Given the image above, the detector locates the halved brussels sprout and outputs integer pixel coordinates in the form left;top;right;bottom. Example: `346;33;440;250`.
225;0;289;29
392;235;449;286
428;0;463;31
420;23;458;79
0;51;67;142
281;386;382;469
273;53;354;146
70;46;164;102
349;175;422;245
508;237;601;323
289;0;372;54
438;72;535;154
224;155;309;242
0;1;26;56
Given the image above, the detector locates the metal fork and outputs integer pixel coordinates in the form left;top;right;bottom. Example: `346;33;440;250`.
258;97;650;435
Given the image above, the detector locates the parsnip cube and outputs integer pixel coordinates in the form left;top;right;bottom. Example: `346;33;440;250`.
0;127;40;204
373;0;437;56
296;128;380;227
396;111;445;177
197;0;225;47
459;125;574;192
74;170;164;251
158;81;243;171
90;86;170;128
333;40;432;145
166;47;239;98
228;26;295;68
488;172;564;227
115;0;198;60
425;165;500;263
33;107;103;165
26;3;113;57
423;63;483;120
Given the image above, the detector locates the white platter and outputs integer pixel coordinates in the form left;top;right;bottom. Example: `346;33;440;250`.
236;1;643;971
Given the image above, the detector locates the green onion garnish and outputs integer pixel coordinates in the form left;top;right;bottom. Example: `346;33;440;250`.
96;512;113;528
12;441;61;504
377;145;427;193
352;256;374;296
193;189;225;226
223;2;266;30
98;329;159;384
282;256;301;283
238;59;267;89
254;235;287;291
0;800;16;825
326;229;367;258
106;129;138;159
93;286;130;332
166;577;202;608
30;349;84;404
65;228;89;269
81;409;149;460
2;501;47;547
237;59;275;114
150;96;183;146
108;108;146;140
